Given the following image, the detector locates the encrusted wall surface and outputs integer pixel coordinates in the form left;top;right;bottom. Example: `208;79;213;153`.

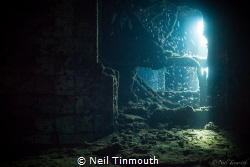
1;0;117;144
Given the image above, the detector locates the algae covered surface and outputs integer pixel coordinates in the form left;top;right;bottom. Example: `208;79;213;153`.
2;126;248;167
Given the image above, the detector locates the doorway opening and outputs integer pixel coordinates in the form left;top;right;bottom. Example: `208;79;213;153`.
136;11;208;108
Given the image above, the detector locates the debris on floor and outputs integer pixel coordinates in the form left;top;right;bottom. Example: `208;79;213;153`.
2;126;247;167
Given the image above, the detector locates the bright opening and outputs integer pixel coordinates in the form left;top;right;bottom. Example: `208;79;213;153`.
195;19;208;59
201;67;208;79
197;20;204;35
136;15;209;107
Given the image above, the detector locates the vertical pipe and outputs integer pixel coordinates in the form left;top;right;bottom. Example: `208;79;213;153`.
96;0;99;63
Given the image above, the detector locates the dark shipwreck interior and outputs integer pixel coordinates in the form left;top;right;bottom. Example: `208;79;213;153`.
1;0;250;166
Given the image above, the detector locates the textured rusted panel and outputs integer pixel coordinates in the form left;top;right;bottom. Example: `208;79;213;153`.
55;17;74;37
55;115;74;133
1;0;119;144
75;114;94;133
55;0;74;17
34;115;54;134
75;76;95;95
75;96;94;115
55;55;75;75
55;76;74;95
55;37;74;54
55;95;75;115
95;95;113;115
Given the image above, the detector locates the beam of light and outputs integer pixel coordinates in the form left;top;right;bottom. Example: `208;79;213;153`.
197;20;204;35
200;35;208;47
196;19;208;58
201;67;208;79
